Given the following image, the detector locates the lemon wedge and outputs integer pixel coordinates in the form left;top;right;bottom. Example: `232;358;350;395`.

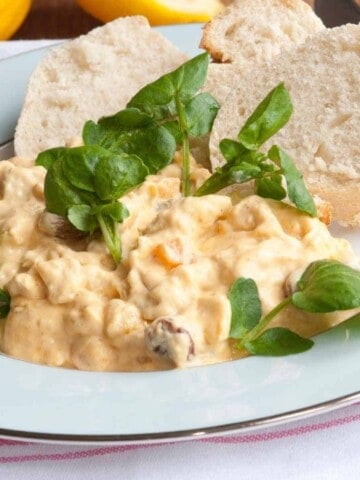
76;0;223;25
0;0;31;40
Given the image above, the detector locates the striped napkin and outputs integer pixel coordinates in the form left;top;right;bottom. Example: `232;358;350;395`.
1;402;360;479
1;41;360;480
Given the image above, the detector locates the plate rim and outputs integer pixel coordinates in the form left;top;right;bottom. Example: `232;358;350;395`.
0;23;360;444
1;389;360;444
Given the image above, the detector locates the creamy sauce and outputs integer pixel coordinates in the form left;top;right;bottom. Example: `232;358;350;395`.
0;155;358;371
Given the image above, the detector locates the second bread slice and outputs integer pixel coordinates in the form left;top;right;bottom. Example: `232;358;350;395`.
209;23;360;227
201;0;324;66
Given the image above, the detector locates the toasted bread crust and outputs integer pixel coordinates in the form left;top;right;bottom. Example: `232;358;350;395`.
200;22;225;63
315;198;332;226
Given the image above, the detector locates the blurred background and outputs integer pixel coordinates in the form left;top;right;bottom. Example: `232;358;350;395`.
2;0;359;40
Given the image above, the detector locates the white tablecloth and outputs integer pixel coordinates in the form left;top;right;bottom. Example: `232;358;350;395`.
1;41;360;480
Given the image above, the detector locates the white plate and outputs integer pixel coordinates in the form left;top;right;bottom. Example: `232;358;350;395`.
0;24;359;444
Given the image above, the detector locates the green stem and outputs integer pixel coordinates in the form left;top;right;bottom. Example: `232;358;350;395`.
243;297;292;342
175;93;191;196
96;213;121;264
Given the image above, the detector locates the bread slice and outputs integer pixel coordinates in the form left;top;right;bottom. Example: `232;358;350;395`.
202;63;239;104
15;16;188;160
200;0;324;66
209;23;360;227
201;0;324;107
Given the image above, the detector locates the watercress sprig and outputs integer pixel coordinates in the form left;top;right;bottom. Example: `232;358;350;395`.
127;53;220;196
82;108;176;174
84;54;219;195
229;260;360;356
36;146;148;263
36;54;219;262
195;83;317;217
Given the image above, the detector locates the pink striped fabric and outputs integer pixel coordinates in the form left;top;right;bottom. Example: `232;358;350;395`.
1;403;360;464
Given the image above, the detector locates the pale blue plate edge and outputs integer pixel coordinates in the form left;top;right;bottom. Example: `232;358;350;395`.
0;23;359;443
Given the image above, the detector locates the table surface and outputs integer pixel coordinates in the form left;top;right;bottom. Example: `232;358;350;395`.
14;0;102;39
13;0;316;39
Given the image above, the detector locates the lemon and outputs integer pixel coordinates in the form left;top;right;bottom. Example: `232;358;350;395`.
0;0;31;40
76;0;223;25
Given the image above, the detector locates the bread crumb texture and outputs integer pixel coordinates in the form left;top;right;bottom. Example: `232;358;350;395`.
14;16;188;160
200;0;324;64
201;0;324;108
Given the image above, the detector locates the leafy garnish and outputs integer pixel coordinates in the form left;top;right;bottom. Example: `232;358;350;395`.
82;108;176;174
243;327;313;356
128;53;219;195
37;54;219;262
229;260;360;357
229;278;262;339
36;146;142;263
238;82;293;150
0;289;10;319
292;260;360;313
268;146;316;216
196;83;317;217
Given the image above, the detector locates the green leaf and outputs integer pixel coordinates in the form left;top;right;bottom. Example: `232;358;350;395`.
255;174;287;200
68;202;130;265
195;150;266;196
127;53;210;117
292;260;360;313
194;166;232;196
184;92;219;137
260;163;277;173
162;120;183;143
268;145;317;216
219;139;248;163
0;289;10;319
35;147;68;170
120;126;176;174
44;159;96;217
128;54;211;198
127;77;176;119
99;108;154;129
229;278;262;339
83;116;176;174
243;327;314;356
62;146;109;193
67;204;98;233
238;83;293;150
171;53;210;103
83;108;153;147
94;153;148;201
220;140;266;166
230;163;262;184
93;202;129;223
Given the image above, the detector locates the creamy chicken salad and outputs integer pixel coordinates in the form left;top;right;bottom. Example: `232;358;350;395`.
0;152;357;371
0;54;359;372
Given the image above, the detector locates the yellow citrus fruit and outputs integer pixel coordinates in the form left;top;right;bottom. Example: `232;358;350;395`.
0;0;32;40
76;0;223;25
